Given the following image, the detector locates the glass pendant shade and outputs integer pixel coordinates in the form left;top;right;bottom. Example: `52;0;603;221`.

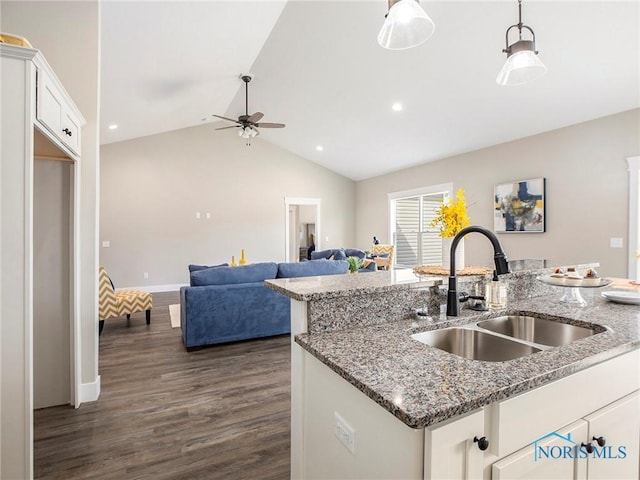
496;41;547;86
377;0;435;50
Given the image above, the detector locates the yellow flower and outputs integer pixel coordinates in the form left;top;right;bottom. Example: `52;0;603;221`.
429;189;471;238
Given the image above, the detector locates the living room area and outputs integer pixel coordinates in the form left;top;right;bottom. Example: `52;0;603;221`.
1;1;639;479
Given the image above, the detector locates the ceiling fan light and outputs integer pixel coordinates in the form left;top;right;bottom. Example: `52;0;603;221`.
496;41;547;86
250;128;258;138
377;0;435;50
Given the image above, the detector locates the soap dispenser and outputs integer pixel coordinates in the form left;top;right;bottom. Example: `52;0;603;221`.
486;270;507;309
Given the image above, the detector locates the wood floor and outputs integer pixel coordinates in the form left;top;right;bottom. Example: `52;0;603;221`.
34;291;291;479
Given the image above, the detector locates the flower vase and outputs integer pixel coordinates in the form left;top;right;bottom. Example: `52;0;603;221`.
239;249;247;266
442;237;465;271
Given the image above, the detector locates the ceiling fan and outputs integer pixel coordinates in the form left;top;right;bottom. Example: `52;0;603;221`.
213;73;285;145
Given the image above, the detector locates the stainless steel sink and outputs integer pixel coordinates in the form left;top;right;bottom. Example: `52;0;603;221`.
477;315;597;347
411;328;542;362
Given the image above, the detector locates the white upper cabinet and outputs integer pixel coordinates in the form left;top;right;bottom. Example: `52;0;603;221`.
35;58;83;156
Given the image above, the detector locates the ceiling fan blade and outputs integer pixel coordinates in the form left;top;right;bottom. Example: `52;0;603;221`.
212;114;241;124
247;112;264;123
215;125;239;130
255;122;285;128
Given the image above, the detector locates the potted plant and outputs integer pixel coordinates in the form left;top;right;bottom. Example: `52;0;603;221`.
429;189;471;270
346;256;361;273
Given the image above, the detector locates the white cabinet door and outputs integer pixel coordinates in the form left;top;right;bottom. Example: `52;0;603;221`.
584;391;640;480
36;68;82;156
424;409;485;480
492;419;588;480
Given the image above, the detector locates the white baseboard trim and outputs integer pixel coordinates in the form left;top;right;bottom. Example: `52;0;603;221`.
79;375;101;404
123;283;187;293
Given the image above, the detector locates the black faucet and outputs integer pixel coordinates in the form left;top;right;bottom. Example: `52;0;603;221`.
446;225;510;316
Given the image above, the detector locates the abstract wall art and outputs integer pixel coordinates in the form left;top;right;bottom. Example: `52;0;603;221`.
494;178;546;233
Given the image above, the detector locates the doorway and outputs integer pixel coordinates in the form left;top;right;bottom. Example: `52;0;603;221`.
284;197;321;262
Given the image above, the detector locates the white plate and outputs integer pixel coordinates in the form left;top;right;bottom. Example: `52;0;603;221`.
601;290;640;305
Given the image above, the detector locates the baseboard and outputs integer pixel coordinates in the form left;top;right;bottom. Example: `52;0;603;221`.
123;283;187;293
79;375;101;404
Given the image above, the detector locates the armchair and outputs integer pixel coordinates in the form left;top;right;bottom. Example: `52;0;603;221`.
98;266;152;335
371;244;395;270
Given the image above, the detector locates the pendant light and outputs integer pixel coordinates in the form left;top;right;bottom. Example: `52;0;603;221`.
496;0;546;86
377;0;435;50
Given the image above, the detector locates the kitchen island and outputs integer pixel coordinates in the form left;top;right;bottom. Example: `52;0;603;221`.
266;263;640;479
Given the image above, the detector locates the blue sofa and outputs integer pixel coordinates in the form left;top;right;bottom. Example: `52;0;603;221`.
310;248;377;272
180;260;348;349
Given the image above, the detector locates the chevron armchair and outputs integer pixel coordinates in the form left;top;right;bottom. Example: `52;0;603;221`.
98;266;152;335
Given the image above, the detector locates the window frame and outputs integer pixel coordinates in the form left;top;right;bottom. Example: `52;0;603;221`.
388;182;453;268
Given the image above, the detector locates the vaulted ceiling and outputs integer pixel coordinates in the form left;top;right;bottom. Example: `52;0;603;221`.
100;1;640;181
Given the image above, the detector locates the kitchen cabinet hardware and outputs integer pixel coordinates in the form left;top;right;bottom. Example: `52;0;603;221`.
473;436;489;451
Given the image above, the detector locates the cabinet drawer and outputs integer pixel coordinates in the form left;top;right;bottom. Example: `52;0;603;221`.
489;349;640;458
36;69;82;156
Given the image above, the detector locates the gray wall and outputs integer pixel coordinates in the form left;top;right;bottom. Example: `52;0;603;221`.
356;109;640;277
100;124;356;287
33;160;71;409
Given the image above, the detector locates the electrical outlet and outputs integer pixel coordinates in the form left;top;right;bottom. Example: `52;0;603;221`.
195;212;201;219
334;412;355;454
143;272;149;279
206;212;211;219
102;240;110;248
610;237;623;248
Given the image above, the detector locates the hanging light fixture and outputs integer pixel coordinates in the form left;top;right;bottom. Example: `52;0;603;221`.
377;0;435;50
497;0;547;86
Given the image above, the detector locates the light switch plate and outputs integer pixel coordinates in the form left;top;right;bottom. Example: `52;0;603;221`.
102;240;110;248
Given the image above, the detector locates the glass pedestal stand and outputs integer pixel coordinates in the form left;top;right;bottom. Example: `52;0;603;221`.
558;286;588;307
537;276;613;307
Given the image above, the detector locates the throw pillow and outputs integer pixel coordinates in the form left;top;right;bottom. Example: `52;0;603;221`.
190;262;278;286
188;263;229;273
277;259;349;278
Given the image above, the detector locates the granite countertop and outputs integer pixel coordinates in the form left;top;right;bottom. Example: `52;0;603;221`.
266;269;443;301
265;260;597;302
295;294;640;429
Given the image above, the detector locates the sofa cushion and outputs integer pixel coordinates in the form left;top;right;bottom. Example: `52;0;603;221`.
188;263;229;273
332;249;347;261
277;259;349;278
191;262;278;286
344;248;365;260
310;249;334;260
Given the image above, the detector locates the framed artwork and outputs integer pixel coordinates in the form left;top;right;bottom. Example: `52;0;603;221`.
494;178;546;233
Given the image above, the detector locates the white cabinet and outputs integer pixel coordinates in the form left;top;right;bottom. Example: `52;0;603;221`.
36;64;82;156
584;391;640;479
425;409;485;480
491;391;640;480
492;420;588;479
421;350;639;480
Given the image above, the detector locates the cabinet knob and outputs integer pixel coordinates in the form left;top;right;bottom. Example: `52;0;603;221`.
593;436;606;447
581;442;594;454
62;128;72;136
473;436;489;451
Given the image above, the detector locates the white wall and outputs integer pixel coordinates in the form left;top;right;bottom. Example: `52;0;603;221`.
356;109;640;277
100;124;355;288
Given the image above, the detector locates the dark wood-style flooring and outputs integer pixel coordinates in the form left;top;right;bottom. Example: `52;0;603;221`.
34;291;291;479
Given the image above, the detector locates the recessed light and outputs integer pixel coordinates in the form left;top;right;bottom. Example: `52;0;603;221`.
108;124;118;130
392;103;403;112
316;145;324;151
